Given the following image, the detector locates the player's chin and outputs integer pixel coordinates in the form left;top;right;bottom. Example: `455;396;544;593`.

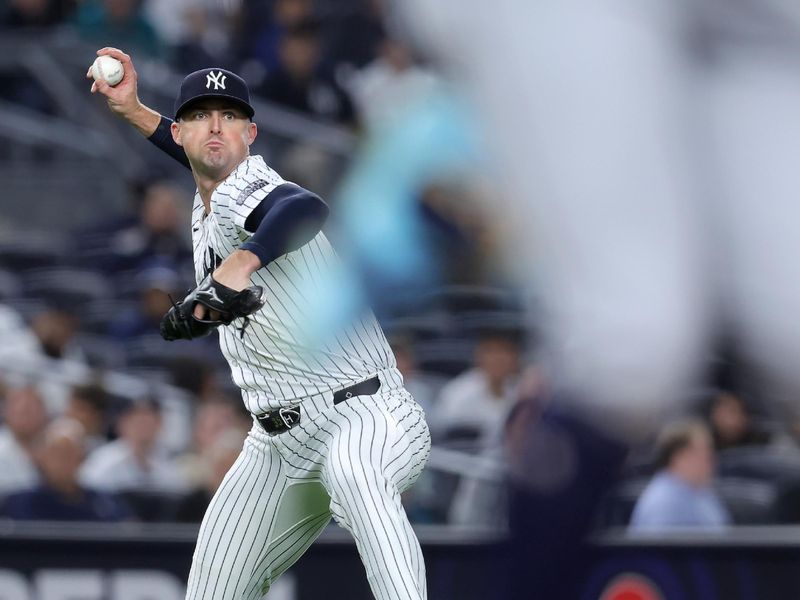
202;151;229;170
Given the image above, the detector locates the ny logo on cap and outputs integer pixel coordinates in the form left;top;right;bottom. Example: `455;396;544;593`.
206;71;227;91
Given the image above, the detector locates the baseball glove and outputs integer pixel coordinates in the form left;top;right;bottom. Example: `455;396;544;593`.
160;274;265;341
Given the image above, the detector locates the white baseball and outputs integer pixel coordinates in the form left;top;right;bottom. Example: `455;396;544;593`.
91;55;124;87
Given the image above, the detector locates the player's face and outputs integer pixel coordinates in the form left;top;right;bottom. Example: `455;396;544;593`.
172;100;257;179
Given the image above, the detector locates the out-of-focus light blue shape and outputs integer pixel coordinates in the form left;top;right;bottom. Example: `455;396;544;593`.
335;82;482;312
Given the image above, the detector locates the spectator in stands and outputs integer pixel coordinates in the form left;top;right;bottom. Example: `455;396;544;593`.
167;357;223;400
258;19;356;125
430;328;522;444
2;419;131;521
389;334;436;415
107;261;182;340
73;0;163;58
64;384;109;452
80;396;187;494
319;0;384;77
168;1;233;72
0;304;41;363
248;0;315;76
176;396;248;488
0;384;48;497
102;181;191;275
30;308;81;361
629;420;730;531
706;389;773;452
1;0;73;28
173;428;244;522
348;36;438;131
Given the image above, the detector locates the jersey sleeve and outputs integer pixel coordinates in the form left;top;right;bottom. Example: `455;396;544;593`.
228;178;283;230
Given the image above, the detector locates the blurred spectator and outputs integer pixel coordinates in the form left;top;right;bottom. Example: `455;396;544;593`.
430;329;522;444
80;397;187;494
0;384;48;496
348;37;437;131
0;0;73;28
74;0;163;58
167;357;224;400
169;2;234;72
0;304;41;363
77;180;192;274
173;428;244;522
389;334;436;415
64;383;109;452
30;308;82;361
28;308;87;412
108;261;182;340
248;0;314;76
705;390;773;452
2;419;131;521
318;0;384;77
258;19;355;125
629;420;730;531
177;396;248;488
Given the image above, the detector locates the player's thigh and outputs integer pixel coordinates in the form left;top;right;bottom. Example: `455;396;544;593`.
186;435;289;600
321;396;430;509
242;479;332;599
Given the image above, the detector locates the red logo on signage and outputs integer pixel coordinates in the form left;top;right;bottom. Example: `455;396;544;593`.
599;573;663;600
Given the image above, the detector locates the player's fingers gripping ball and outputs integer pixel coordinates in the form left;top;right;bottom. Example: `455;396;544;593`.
90;55;124;86
160;274;266;341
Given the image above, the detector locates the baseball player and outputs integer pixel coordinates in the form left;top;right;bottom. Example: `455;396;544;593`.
88;48;431;600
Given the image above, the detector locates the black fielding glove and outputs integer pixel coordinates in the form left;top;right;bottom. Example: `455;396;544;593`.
160;274;266;341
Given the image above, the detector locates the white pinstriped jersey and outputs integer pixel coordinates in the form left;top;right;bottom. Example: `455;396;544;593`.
191;155;396;415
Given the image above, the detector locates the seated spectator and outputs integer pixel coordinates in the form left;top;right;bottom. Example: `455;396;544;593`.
430;329;522;444
348;37;438;131
29;309;87;412
1;0;73;28
64;383;110;452
248;0;315;76
706;389;772;451
73;0;163;58
389;334;436;415
173;428;244;522
30;308;82;361
0;304;40;363
108;261;182;340
76;180;191;275
0;384;48;497
629;420;731;531
258;19;355;125
176;396;248;488
80;397;187;494
2;419;131;521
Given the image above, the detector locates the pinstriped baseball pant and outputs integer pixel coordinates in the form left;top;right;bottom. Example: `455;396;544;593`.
185;385;431;600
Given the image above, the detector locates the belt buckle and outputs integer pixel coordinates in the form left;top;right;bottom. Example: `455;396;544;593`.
278;407;300;429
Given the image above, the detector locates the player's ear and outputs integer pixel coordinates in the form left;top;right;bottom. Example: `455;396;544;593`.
246;122;257;146
171;121;183;146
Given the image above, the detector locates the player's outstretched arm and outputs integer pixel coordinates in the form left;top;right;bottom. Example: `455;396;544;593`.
87;47;190;170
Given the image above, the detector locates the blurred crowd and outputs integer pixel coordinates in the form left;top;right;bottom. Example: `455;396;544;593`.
4;0;800;544
0;0;423;128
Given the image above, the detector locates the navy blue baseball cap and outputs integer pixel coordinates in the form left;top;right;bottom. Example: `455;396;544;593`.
174;68;255;120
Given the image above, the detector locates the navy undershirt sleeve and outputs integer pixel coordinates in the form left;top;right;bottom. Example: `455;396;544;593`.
147;115;191;169
240;183;329;267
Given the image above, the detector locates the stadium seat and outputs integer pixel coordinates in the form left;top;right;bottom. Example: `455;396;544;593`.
715;477;778;524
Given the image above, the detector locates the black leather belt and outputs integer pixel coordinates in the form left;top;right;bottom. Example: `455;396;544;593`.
256;376;381;435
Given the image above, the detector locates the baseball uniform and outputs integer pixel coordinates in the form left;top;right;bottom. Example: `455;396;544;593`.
143;70;431;599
